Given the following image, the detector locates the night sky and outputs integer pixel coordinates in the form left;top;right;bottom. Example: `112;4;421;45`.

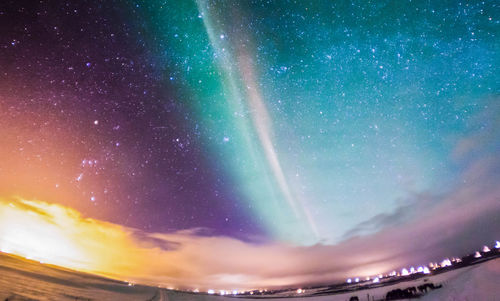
1;0;498;250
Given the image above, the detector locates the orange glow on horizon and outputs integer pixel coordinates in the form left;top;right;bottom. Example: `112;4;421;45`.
1;197;353;291
0;199;91;270
0;197;159;284
0;197;297;291
2;196;467;292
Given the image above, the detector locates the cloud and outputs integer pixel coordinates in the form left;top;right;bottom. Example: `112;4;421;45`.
0;105;499;291
0;157;498;291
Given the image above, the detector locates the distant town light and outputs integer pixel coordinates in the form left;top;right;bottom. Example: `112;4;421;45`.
347;278;352;283
495;241;500;249
440;259;452;267
232;290;238;295
417;266;424;273
482;246;491;252
401;268;409;276
207;289;215;295
474;251;482;258
355;278;360;283
423;267;430;274
297;288;303;294
373;277;379;283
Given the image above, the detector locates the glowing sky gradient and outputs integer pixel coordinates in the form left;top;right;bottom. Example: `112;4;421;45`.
0;0;499;288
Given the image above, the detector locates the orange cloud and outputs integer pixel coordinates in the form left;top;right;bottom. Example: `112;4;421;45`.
0;166;499;293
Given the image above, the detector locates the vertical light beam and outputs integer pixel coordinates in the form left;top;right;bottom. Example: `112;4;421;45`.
196;0;319;240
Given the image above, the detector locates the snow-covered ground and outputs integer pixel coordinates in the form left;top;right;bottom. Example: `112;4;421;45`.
0;253;158;301
0;252;498;301
420;257;499;301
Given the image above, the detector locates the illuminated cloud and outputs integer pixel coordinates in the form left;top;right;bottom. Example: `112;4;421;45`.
1;147;498;291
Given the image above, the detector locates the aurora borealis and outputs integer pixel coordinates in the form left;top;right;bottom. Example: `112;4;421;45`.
1;0;499;290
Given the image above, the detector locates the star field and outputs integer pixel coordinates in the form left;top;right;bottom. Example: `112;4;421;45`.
1;0;498;246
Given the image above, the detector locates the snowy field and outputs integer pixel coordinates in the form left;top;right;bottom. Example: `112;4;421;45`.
0;252;498;301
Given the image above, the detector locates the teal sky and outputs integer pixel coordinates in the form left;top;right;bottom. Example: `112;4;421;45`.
129;0;498;245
